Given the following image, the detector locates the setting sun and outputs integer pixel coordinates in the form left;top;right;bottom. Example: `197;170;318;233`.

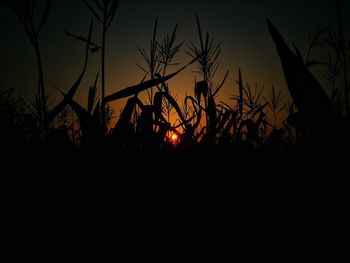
170;133;180;145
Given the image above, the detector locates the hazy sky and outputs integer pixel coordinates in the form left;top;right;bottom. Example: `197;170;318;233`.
1;0;349;112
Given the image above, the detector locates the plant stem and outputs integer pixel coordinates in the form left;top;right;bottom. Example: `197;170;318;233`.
344;61;349;117
34;37;47;133
102;27;106;102
336;0;349;116
238;68;243;119
101;7;107;127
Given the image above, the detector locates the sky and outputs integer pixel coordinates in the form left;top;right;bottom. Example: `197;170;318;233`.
1;0;349;115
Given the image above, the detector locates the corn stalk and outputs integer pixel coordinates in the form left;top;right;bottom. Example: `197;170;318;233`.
5;0;52;134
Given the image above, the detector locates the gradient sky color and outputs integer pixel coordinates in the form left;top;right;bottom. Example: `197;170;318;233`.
1;0;349;115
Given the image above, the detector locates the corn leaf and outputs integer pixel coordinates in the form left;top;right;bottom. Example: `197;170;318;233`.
104;59;196;103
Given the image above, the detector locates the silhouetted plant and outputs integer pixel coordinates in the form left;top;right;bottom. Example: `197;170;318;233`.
5;0;95;145
267;86;285;128
229;69;271;146
156;23;183;121
137;19;183;104
158;24;184;78
305;26;329;68
137;19;162;104
0;89;26;147
187;16;229;144
48;22;93;123
58;75;104;148
268;19;348;148
104;65;192;103
104;63;195;149
82;0;120;124
5;0;52;133
231;73;265;123
325;0;349;117
238;68;244;121
188;15;222;89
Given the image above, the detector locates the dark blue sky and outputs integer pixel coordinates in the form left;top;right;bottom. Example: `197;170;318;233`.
1;0;349;110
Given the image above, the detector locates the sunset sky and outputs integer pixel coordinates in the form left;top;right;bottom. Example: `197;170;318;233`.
1;0;349;115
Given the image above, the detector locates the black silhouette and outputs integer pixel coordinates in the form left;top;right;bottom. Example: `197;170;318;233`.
1;0;349;162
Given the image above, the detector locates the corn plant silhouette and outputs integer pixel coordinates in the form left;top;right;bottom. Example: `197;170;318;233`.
5;0;52;134
82;0;120;126
268;20;348;148
188;15;229;145
4;0;94;143
136;19;161;104
137;19;183;104
327;0;349;117
267;86;285;128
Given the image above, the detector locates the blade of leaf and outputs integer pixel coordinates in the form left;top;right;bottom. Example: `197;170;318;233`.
104;59;196;103
47;21;93;122
212;71;229;97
